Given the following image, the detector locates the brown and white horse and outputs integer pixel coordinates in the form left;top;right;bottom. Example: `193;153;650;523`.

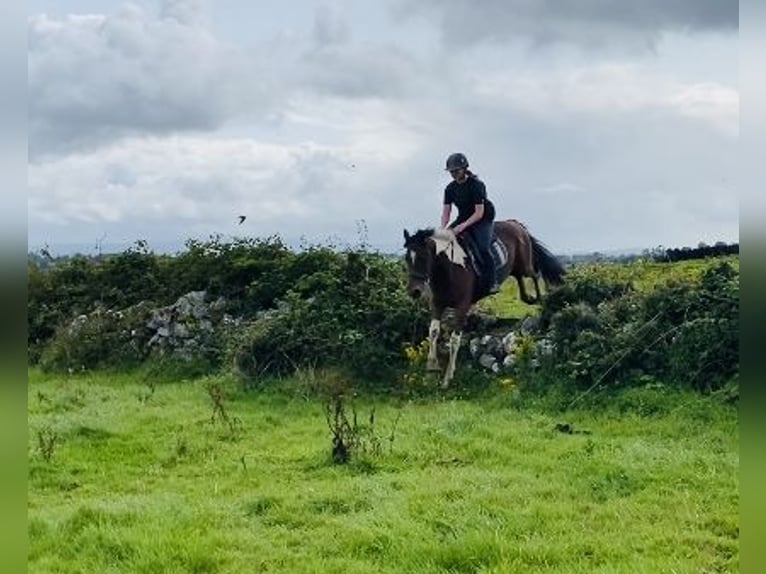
403;219;565;386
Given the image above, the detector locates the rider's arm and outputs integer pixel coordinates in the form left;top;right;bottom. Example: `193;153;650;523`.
454;204;485;234
440;204;452;228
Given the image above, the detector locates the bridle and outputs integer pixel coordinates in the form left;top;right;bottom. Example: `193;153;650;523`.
406;241;432;283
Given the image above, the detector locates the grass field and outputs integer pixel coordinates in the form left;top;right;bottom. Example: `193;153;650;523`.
28;369;738;573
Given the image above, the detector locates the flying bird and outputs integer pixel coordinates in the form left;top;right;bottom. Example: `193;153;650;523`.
238;215;246;225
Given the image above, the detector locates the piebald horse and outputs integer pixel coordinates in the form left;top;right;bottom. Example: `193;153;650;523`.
403;219;565;386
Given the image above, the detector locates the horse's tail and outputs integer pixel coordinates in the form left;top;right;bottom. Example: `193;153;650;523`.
530;235;566;285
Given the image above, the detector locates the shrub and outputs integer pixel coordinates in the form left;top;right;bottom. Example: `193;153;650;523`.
533;260;739;397
540;268;632;330
28;236;305;358
227;250;430;388
39;303;153;372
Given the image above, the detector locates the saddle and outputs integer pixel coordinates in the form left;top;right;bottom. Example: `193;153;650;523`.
458;227;508;281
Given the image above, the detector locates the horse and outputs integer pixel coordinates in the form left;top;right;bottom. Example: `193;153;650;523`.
402;219;565;386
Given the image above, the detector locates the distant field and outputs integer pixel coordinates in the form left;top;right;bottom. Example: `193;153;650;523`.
28;370;738;573
479;255;739;319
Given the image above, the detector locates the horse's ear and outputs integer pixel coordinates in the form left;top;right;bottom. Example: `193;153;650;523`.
403;229;410;242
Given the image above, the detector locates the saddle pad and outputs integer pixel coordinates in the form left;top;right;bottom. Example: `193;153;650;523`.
461;234;508;276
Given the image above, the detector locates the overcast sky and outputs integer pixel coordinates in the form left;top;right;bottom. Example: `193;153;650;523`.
27;0;739;255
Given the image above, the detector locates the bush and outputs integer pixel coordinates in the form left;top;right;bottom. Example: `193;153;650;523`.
666;262;739;391
28;236;304;357
534;260;738;397
39;303;153;372
227;250;430;388
30;237;431;385
540;269;632;330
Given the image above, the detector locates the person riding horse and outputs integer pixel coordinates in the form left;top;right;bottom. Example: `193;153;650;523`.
403;221;565;386
404;154;565;385
440;152;499;294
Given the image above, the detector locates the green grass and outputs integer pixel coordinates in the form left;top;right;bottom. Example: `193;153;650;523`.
28;369;738;573
560;256;739;292
478;279;534;319
478;269;551;319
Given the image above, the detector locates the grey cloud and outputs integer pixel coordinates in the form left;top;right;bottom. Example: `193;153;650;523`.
313;1;351;47
346;73;738;252
298;44;424;98
160;0;209;25
392;0;738;50
28;5;272;159
26;1;739;255
443;104;737;252
294;0;426;99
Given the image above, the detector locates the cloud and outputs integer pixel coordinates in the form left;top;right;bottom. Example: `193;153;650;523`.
379;61;738;253
290;1;426;99
671;82;739;136
469;63;738;137
296;43;425;99
538;183;583;195
27;0;429;159
30;137;330;225
26;0;739;254
27;131;424;248
312;0;351;47
392;0;738;50
159;0;209;25
28;2;272;158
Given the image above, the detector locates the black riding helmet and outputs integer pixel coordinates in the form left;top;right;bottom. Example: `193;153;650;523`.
445;152;469;171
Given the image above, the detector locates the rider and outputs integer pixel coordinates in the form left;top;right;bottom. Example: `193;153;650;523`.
440;152;499;294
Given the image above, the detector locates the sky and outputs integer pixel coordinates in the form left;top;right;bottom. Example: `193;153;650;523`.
27;0;739;255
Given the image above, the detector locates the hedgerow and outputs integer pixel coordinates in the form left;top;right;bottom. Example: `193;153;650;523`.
28;238;738;397
29;238;430;385
535;260;738;396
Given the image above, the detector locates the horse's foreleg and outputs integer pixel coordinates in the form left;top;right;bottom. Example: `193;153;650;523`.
442;331;462;387
426;318;441;371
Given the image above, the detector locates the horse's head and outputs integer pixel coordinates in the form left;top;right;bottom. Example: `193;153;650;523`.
403;228;435;299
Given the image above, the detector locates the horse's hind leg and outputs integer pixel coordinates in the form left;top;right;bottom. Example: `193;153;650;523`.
530;275;542;303
516;275;537;305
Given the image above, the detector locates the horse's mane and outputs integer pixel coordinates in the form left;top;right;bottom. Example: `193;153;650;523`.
408;228;458;244
404;227;465;267
406;228;435;245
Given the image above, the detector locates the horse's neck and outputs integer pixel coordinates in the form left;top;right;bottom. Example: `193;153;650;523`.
430;231;467;267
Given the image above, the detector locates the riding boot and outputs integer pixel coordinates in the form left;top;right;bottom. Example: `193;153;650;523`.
485;259;499;294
